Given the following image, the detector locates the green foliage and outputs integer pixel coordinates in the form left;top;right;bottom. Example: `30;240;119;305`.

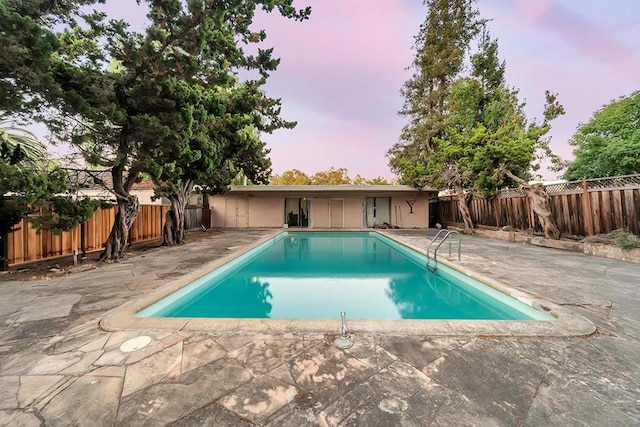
16;0;309;192
129;1;310;203
270;169;312;185
366;176;391;185
11;0;311;254
389;10;564;196
614;231;640;250
0;117;48;167
3;0;310;255
310;167;352;185
29;196;102;234
1;122;100;243
388;0;482;188
0;0;98;116
353;175;391;185
1;133;64;237
270;168;389;185
564;91;640;180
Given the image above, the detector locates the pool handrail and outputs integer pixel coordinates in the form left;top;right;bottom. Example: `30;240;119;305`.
427;230;462;270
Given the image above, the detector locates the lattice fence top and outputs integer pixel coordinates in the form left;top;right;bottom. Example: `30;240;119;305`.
580;174;640;190
499;173;640;197
499;188;525;197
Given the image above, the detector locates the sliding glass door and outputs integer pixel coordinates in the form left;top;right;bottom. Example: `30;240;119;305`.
364;197;391;227
284;198;310;227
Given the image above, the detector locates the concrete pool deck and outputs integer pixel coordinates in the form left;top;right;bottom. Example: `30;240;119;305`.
1;229;639;425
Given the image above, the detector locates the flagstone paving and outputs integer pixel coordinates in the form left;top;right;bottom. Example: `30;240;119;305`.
1;229;639;426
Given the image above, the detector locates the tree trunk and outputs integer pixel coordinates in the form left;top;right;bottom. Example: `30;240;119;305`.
162;180;193;246
454;183;474;230
100;194;140;261
162;210;176;246
522;185;561;240
501;168;561;240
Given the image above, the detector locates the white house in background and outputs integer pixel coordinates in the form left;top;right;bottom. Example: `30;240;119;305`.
69;170;168;205
207;185;438;229
78;180;168;205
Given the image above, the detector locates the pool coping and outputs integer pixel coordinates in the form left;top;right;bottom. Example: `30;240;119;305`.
100;229;596;337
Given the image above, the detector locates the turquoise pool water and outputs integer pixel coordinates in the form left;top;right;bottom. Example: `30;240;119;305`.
137;232;553;320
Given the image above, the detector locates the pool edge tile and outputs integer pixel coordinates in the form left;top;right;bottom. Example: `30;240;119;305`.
99;230;596;338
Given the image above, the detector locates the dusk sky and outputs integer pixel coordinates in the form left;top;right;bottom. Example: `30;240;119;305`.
251;0;640;180
46;1;640;181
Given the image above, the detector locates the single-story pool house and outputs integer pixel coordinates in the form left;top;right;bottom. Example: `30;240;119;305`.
207;185;438;229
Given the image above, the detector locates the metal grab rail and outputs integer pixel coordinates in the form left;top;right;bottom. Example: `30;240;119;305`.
426;229;449;259
426;230;461;271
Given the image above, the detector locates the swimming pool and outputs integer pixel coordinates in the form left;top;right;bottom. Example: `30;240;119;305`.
137;232;553;321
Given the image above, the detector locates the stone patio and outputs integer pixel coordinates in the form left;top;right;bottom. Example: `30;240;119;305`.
1;229;639;426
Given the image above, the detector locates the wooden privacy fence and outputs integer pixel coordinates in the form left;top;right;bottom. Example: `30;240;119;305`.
184;205;203;230
6;204;176;267
438;174;640;237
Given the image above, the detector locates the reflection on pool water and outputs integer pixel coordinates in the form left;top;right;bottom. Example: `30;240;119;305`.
137;232;553;321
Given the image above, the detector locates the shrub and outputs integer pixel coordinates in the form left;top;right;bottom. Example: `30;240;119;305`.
614;231;640;250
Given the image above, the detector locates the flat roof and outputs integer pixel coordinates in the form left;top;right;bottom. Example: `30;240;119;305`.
226;184;437;196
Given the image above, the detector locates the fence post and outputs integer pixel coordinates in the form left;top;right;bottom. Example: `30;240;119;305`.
0;233;7;271
80;220;87;257
202;192;211;229
582;180;594;236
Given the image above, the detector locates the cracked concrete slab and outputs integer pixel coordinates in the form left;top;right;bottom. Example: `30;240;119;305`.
117;358;252;426
16;294;82;323
16;375;64;408
0;410;42;427
170;403;254;426
180;336;227;374
230;338;312;374
220;375;297;423
121;342;183;397
40;375;122;427
0;229;639;426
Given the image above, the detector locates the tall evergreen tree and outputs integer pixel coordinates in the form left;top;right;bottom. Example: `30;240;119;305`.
388;0;481;183
0;0;97;116
128;1;300;246
0;123;99;270
437;32;565;238
388;0;481;228
389;3;565;237
48;0;310;260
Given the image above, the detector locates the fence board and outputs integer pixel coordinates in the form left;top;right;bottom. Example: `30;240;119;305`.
601;191;612;232
438;175;640;238
569;193;581;235
591;192;602;234
6;204;188;267
611;190;624;230
624;189;638;234
185;206;203;230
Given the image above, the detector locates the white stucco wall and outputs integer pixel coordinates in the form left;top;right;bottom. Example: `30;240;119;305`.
208;190;431;229
247;196;283;227
310;198;331;228
391;195;429;228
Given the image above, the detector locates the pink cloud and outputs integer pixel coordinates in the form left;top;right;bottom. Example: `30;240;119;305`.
537;3;640;84
514;0;553;21
255;0;423;124
258;1;640;180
